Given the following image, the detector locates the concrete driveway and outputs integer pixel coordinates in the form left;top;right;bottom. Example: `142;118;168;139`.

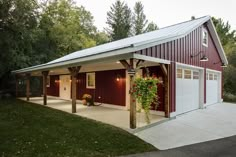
135;102;236;150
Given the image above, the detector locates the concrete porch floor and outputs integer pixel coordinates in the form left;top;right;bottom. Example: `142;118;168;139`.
19;96;166;131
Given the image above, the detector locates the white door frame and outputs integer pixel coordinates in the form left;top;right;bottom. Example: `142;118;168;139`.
175;62;204;115
59;75;71;100
206;69;222;105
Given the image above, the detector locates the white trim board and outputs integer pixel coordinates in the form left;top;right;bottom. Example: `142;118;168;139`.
206;68;222;73
133;54;171;64
176;62;204;70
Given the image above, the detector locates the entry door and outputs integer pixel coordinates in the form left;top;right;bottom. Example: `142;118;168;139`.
176;68;200;115
59;75;71;100
206;72;219;105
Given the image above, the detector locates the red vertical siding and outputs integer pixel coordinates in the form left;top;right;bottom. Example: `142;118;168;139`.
47;75;59;97
77;69;126;106
135;25;223;112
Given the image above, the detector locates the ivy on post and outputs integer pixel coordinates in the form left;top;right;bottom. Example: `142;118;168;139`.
132;73;159;124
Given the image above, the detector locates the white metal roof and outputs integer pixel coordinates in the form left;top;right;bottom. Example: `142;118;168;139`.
49;16;211;64
13;15;228;73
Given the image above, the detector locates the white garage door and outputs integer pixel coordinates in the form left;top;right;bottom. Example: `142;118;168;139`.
176;68;200;115
206;72;219;105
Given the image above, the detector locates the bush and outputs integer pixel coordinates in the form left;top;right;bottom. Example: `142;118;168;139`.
223;93;236;103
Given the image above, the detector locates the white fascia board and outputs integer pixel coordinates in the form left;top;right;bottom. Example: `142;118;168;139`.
12;47;135;74
207;19;228;65
176;62;204;70
133;54;170;64
206;68;222;73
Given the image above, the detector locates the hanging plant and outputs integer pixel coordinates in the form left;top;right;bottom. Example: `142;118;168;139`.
132;76;159;124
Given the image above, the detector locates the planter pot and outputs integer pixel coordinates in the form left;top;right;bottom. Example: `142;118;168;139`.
82;99;87;106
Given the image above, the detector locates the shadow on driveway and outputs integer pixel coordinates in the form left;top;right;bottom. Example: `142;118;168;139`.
120;135;236;157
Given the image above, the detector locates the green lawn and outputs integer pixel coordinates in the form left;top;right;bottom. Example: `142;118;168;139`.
0;99;156;157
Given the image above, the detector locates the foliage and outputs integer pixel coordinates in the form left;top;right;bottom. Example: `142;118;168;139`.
132;76;159;124
106;1;158;38
132;1;148;35
212;17;236;96
0;0;107;92
223;92;236;103
0;99;156;156
145;22;159;32
106;0;132;41
82;93;94;106
38;0;97;60
0;0;38;77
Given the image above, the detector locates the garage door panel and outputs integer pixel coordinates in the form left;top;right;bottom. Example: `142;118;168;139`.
176;68;200;115
176;79;184;114
206;72;219;105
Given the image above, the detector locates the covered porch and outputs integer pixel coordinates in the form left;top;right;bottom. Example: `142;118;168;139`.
14;46;172;129
19;96;167;131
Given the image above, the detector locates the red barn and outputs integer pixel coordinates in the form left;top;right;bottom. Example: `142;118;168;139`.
13;16;228;128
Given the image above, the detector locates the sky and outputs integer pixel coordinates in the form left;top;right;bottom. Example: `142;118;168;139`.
75;0;236;31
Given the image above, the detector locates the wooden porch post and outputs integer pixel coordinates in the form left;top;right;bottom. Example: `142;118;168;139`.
25;73;30;101
68;66;81;113
42;71;49;105
160;64;170;118
120;59;136;129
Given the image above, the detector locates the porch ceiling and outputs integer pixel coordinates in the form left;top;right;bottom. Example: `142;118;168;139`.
30;58;162;76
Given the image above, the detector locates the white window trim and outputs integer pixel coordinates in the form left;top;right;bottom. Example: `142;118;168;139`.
86;73;96;89
202;28;208;47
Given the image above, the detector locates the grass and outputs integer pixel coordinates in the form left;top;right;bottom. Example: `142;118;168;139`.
0;99;156;157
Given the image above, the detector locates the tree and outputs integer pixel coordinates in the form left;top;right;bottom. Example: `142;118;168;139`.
95;31;109;45
212;17;236;47
212;17;236;95
106;0;132;41
38;0;97;60
0;0;38;77
145;21;159;32
0;0;102;92
132;1;148;35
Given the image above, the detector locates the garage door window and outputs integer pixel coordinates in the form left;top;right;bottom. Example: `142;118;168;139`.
206;73;209;80
214;74;218;80
177;68;183;78
193;71;199;79
209;73;213;80
184;70;191;79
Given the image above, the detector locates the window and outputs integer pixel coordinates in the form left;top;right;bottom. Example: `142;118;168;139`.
206;73;209;80
193;71;199;79
46;76;50;87
184;69;191;79
214;74;218;80
86;73;95;89
209;73;213;80
202;28;208;47
177;68;183;78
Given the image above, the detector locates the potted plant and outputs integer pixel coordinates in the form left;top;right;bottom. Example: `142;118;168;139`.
132;76;159;124
82;94;94;106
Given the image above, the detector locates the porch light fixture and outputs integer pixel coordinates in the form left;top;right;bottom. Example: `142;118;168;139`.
190;51;208;62
127;69;136;76
214;61;227;67
116;74;121;81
